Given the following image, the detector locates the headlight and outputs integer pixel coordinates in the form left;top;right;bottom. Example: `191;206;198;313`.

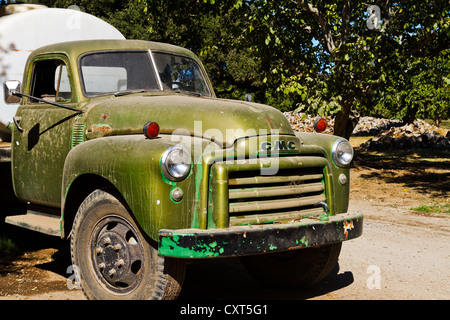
332;139;354;167
161;146;191;181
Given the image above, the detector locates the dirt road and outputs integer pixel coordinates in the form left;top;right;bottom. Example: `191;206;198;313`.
318;200;449;300
1;197;448;301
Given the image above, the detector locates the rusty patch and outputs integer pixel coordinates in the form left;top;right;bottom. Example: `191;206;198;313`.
100;113;109;121
343;220;354;239
89;124;112;133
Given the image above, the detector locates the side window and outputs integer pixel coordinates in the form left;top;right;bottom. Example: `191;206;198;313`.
30;59;72;103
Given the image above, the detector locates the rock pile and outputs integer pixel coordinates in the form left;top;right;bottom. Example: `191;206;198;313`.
352;117;404;136
359;119;450;151
284;112;450;151
283;112;334;134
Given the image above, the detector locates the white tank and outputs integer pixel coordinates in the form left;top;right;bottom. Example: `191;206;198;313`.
0;6;125;141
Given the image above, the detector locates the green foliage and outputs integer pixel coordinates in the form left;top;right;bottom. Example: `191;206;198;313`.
378;49;450;124
367;1;450;124
242;0;449;137
411;204;450;215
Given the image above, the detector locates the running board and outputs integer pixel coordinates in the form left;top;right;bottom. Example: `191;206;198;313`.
5;211;61;237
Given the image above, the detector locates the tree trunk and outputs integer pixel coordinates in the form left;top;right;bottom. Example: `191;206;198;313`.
334;105;359;140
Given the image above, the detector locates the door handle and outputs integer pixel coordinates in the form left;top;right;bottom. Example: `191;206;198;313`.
13;116;23;132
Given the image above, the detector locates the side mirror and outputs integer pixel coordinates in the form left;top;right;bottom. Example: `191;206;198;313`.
3;80;22;104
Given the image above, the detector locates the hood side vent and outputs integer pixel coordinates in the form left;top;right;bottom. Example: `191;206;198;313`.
71;122;86;148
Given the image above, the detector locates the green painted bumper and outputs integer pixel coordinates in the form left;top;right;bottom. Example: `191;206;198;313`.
158;211;363;258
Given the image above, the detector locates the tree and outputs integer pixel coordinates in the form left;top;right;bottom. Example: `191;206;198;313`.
222;0;450;138
138;0;266;101
45;0;264;101
378;48;450;124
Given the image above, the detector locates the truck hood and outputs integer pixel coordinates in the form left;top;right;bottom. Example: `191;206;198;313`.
82;94;294;147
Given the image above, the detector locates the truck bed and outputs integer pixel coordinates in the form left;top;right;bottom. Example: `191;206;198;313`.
0;142;11;162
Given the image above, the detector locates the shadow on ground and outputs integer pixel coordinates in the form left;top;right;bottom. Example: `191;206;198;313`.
1;219;353;300
179;259;353;300
353;148;450;197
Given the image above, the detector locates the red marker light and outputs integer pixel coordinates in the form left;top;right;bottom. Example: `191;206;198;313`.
314;118;327;132
143;121;160;139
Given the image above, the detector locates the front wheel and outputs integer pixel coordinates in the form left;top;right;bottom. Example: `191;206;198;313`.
240;243;342;289
70;189;185;300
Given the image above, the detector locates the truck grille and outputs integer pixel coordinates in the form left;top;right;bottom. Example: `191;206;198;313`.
227;167;326;226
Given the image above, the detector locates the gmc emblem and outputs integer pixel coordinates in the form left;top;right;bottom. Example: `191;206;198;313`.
261;140;296;152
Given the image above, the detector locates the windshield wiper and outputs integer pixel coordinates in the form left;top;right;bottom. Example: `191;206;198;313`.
114;89;147;97
12;92;83;113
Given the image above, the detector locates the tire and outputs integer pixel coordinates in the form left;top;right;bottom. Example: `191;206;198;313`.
70;189;185;300
240;243;342;289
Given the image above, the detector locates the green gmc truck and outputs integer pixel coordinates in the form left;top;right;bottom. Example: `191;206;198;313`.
1;39;362;300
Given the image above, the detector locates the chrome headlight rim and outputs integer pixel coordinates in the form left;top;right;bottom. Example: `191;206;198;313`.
332;139;354;168
161;145;192;182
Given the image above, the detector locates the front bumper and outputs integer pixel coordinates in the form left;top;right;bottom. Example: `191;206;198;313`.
158;211;363;258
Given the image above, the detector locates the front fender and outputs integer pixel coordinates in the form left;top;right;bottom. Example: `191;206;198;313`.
62;135;198;240
296;132;352;215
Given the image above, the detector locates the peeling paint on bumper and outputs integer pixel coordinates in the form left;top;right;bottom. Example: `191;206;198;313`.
158;211;363;258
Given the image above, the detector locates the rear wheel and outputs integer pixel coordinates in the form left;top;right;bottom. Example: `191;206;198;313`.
70;189;185;300
240;243;342;289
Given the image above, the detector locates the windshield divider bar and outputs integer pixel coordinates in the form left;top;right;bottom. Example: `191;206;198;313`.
148;49;164;91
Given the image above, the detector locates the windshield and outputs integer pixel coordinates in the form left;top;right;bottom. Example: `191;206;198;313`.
153;52;211;96
80;50;212;97
80;51;159;97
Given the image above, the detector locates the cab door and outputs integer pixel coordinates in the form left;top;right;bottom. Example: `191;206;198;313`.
12;55;80;207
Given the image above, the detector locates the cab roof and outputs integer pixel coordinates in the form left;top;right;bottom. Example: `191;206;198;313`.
29;39;199;61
